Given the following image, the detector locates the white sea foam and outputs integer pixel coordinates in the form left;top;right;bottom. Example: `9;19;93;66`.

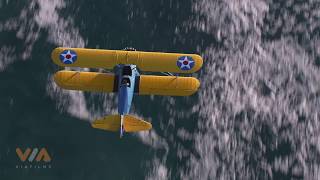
34;0;92;120
180;0;320;179
35;0;86;47
137;130;169;151
0;46;16;72
146;157;169;180
139;130;169;180
46;76;90;119
0;0;99;121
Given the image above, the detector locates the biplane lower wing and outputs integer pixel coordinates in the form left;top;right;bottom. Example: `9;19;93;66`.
53;70;116;93
54;71;200;96
51;47;203;73
137;75;200;96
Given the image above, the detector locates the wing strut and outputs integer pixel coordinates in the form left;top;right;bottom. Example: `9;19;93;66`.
120;115;124;138
161;72;175;76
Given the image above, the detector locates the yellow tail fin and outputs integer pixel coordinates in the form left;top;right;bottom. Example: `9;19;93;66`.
91;115;152;132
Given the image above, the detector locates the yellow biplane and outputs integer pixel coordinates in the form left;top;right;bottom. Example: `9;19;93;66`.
51;47;203;137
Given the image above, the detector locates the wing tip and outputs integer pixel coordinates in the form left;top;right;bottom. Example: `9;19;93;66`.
192;54;203;73
53;71;63;87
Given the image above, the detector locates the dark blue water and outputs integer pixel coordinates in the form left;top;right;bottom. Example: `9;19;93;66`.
1;0;320;179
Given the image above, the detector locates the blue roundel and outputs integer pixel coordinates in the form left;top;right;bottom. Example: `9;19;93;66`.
59;50;77;64
177;56;195;70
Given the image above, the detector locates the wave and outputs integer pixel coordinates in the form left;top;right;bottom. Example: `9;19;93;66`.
182;0;320;179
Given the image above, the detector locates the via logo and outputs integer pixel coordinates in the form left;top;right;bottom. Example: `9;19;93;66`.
16;148;51;163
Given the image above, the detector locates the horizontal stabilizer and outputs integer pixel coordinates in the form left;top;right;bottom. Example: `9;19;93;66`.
91;115;120;132
54;70;116;93
91;115;152;132
123;115;152;132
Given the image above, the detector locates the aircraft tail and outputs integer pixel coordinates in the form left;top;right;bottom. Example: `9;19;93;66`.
91;114;152;134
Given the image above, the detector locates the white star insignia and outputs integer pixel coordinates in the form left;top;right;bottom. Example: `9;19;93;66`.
61;50;76;63
178;56;192;70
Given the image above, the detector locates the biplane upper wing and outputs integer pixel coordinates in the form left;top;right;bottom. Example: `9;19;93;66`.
137;75;200;96
51;47;203;73
53;70;116;93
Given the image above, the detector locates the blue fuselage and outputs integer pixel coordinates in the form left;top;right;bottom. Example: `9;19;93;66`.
116;64;139;115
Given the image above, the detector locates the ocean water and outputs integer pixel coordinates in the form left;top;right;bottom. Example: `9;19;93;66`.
1;0;320;179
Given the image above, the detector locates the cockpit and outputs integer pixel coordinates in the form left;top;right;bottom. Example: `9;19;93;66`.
121;77;131;87
122;66;132;76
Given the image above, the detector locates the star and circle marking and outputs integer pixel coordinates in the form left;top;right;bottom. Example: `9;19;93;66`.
59;50;77;64
177;56;195;71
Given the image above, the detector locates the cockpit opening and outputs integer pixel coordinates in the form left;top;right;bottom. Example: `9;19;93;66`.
121;77;131;87
122;66;132;76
